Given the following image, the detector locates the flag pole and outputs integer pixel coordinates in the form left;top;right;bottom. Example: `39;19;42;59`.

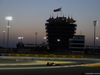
60;7;62;17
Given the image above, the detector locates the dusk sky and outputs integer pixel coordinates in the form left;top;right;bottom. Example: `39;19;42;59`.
0;0;100;48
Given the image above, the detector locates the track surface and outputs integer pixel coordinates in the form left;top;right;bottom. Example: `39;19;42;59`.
0;57;100;75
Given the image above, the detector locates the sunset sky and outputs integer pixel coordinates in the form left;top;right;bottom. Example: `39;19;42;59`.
0;0;100;48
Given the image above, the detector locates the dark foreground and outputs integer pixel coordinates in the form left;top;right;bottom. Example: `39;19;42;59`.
0;67;100;75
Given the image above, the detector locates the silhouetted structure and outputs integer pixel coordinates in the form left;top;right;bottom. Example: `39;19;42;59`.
16;42;24;49
45;16;77;52
69;35;85;51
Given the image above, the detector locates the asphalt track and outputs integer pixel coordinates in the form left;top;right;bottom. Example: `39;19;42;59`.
0;67;100;75
0;56;100;75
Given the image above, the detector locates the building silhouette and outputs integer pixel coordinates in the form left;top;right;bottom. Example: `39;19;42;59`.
45;16;77;52
69;35;85;51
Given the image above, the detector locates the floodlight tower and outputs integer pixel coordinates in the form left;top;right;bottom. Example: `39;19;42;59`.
93;20;98;54
5;16;12;51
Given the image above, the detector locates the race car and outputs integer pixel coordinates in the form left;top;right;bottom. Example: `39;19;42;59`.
47;62;60;66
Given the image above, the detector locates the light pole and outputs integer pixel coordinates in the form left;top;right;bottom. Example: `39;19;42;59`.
3;31;6;45
96;37;99;47
35;32;37;46
43;37;46;44
5;16;12;51
93;20;98;54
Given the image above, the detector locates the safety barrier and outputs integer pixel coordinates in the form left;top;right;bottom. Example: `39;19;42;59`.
8;54;94;58
1;54;9;56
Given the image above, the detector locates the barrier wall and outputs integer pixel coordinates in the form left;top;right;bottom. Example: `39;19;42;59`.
8;54;94;58
0;54;9;56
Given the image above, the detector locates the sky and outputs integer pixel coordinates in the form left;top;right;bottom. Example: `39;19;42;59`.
0;0;100;48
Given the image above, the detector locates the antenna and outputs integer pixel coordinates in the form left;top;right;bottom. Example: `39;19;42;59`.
80;31;82;35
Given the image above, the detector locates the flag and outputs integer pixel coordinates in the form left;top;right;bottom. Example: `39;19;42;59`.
54;8;61;12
